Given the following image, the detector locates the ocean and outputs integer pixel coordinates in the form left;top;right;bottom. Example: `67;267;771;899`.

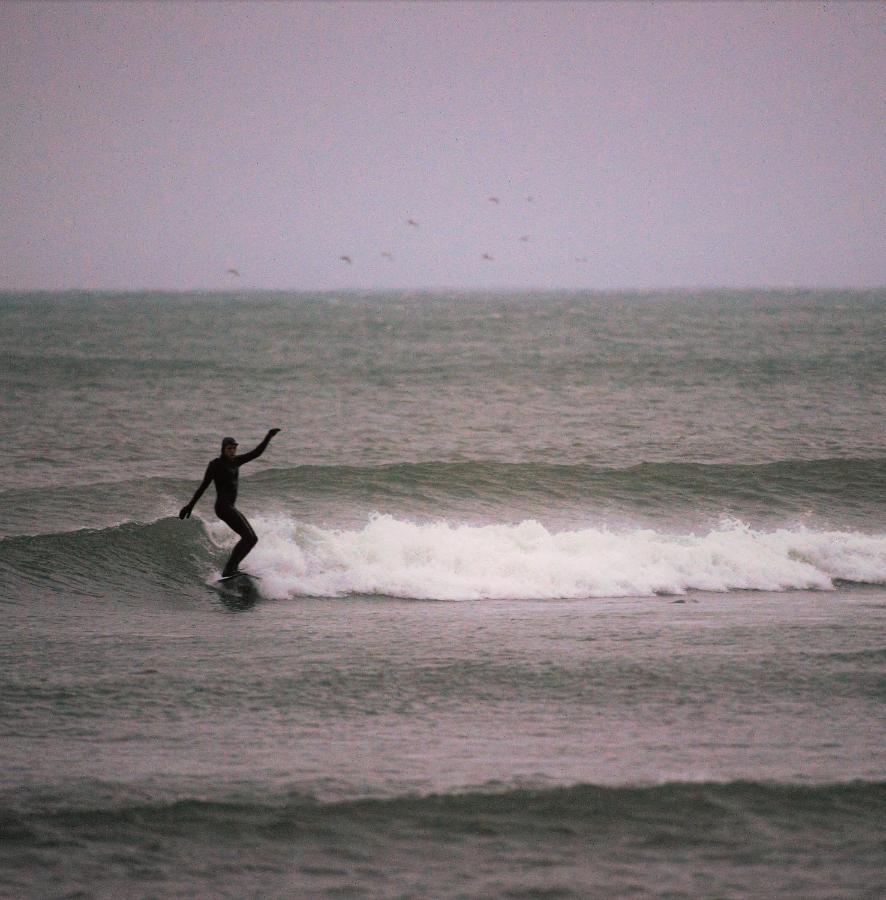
1;288;884;898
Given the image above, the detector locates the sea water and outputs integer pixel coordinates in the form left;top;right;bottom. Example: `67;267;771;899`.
1;290;884;897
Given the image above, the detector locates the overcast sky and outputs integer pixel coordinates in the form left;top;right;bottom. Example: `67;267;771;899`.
2;1;883;291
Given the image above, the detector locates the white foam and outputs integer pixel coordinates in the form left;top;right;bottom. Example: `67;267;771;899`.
206;514;886;601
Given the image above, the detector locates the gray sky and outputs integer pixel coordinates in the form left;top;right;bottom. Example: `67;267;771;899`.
2;1;883;291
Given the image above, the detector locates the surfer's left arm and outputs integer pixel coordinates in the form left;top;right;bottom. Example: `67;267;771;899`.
235;428;281;466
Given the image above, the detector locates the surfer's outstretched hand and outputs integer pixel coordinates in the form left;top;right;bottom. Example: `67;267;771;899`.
267;428;281;439
179;505;193;520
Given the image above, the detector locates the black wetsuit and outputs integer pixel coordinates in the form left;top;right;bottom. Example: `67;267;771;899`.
187;435;272;575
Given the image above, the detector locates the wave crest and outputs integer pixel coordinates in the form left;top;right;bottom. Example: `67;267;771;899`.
237;515;886;601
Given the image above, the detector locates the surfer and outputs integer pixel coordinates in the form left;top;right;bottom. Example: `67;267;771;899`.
179;429;280;578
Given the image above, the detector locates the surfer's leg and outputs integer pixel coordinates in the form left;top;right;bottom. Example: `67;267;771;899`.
216;505;258;576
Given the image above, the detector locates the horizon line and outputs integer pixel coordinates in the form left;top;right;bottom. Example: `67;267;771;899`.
1;284;884;296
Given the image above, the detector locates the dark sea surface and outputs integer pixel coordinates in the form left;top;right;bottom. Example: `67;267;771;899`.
1;289;884;898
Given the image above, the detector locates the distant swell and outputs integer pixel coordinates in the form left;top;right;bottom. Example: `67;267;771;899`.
3;779;883;837
2;780;882;897
254;456;886;508
2;457;883;540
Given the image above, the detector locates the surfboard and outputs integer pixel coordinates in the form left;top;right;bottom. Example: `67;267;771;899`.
217;571;261;584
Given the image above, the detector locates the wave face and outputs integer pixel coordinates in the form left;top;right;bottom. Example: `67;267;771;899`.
0;519;213;601
4;513;883;603
2;780;883;898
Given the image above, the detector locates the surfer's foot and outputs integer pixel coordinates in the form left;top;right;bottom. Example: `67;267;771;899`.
222;568;243;579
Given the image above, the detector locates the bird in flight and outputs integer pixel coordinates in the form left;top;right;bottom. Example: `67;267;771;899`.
226;267;240;277
381;252;393;260
339;255;352;265
406;218;419;227
481;253;494;261
519;235;530;242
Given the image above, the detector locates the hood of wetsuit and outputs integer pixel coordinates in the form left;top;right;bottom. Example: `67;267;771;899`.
221;437;238;454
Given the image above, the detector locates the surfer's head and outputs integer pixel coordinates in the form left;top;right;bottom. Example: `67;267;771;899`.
221;436;238;459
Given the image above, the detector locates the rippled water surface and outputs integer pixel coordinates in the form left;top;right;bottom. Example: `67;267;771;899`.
1;290;884;897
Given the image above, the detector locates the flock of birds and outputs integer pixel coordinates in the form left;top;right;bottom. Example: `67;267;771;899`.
225;195;593;278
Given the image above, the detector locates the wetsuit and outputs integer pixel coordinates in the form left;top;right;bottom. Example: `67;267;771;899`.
182;433;275;576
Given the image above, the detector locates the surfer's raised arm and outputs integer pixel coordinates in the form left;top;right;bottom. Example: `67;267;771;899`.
234;428;281;466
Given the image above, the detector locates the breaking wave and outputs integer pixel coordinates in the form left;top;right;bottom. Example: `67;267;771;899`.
2;513;884;603
238;514;886;601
